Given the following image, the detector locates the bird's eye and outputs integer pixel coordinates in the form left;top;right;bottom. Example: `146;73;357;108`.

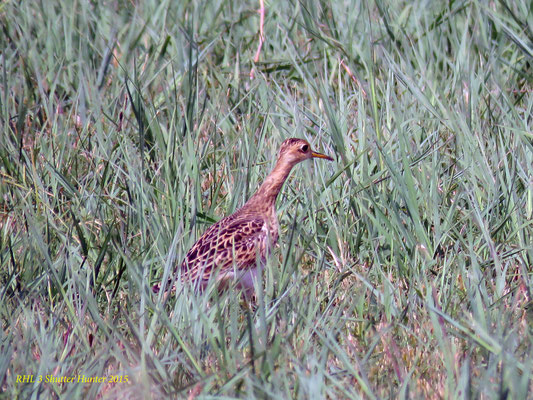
300;144;309;152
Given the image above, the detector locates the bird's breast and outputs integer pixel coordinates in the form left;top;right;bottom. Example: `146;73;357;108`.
265;217;279;247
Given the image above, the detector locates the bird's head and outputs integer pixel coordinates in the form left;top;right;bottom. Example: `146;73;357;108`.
278;138;333;166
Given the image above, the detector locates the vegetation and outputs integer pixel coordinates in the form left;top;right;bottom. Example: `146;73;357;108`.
1;0;532;398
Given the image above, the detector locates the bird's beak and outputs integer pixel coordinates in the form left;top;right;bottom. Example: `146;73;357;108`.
311;151;334;161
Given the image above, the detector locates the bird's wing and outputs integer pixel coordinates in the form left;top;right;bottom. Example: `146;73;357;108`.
181;215;271;286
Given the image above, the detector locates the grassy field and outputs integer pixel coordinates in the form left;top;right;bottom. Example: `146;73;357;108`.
1;0;532;398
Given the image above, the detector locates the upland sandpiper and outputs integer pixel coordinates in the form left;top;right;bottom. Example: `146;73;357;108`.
154;138;333;296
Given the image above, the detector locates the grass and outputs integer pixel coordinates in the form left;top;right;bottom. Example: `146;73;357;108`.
1;0;532;398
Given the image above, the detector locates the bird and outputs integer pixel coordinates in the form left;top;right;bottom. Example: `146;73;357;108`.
153;138;333;297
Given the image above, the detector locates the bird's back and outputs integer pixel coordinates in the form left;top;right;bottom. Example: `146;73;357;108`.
179;207;278;290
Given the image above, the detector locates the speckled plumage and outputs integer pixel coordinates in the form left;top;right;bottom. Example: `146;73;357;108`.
153;138;333;295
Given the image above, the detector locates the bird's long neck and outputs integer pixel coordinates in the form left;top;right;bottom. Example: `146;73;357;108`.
243;158;296;212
